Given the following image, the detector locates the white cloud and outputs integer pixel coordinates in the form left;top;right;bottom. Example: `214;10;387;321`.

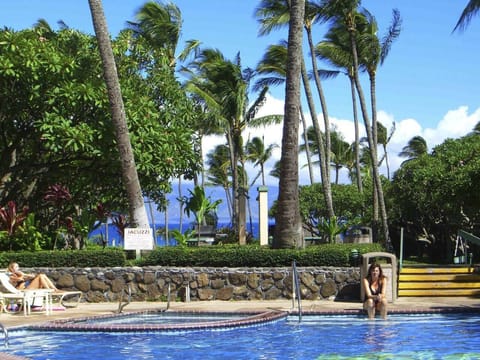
203;93;480;187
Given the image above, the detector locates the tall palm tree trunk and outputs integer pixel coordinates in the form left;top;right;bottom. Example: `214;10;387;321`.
349;73;363;193
306;28;331;185
274;0;305;249
348;28;389;245
369;73;379;224
300;60;335;218
300;106;315;184
88;0;149;228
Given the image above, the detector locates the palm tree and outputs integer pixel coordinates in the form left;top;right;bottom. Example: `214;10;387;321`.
183;185;222;242
316;22;363;193
398;136;428;163
453;0;480;32
88;0;149;228
245;136;278;186
255;42;316;184
256;0;335;220
321;0;391;245
273;0;305;248
329;128;353;184
376;121;396;179
128;1;200;68
184;49;276;244
206;144;233;221
473;121;480;134
269;160;282;179
128;1;202;233
357;8;401;177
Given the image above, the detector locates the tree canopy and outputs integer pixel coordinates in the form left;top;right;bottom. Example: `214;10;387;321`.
0;25;199;242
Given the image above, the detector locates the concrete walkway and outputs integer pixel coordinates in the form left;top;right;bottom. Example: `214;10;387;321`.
1;297;480;329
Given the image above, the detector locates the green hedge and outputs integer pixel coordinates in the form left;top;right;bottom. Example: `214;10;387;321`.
0;244;385;268
0;248;126;268
140;243;384;267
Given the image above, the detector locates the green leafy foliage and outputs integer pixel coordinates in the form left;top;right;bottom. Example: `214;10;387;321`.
317;216;348;243
0;26;199;240
183;186;222;226
139;243;383;267
389;133;480;261
0;248;126;268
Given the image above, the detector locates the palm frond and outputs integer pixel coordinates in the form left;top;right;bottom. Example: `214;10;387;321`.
453;0;480;32
380;9;402;65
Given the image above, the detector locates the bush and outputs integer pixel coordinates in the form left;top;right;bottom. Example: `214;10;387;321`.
0;248;126;268
139;243;384;267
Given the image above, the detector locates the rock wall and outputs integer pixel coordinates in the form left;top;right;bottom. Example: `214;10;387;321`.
32;267;362;303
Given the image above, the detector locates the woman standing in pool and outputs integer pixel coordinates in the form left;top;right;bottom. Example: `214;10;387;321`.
363;263;388;319
7;262;57;290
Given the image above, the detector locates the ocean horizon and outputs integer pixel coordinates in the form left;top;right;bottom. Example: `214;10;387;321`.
89;185;278;246
89;220;273;247
147;184;279;223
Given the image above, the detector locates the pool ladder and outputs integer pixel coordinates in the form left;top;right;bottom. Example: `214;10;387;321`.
0;322;8;347
117;286;131;314
291;260;302;322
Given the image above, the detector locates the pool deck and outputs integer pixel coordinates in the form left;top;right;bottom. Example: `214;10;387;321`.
1;296;480;329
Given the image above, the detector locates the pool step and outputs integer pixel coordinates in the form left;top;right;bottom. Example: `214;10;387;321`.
398;266;480;297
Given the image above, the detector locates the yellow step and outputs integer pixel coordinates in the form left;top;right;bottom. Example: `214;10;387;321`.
400;267;474;274
398;288;480;296
399;274;480;282
399;282;480;289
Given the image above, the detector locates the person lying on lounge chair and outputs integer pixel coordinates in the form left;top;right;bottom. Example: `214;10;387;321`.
7;262;57;290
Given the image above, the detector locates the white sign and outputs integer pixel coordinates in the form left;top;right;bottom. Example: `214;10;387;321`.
124;228;153;250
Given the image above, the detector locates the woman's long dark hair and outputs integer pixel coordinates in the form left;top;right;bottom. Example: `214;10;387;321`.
366;263;386;285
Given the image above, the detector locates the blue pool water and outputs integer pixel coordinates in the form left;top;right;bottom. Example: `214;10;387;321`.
5;313;480;359
79;312;246;325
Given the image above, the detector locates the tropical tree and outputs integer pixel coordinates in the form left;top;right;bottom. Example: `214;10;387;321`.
317;215;348;243
389;133;480;261
254;42;315;184
88;0;149;228
273;0;305;248
316;21;363;193
321;0;391;246
0;201;29;250
398;135;428;163
128;1;203;233
376;121;396;179
245;136;278;186
128;1;183;68
205;144;233;220
329;129;354;184
183;185;222;242
298;183;365;237
473;121;480;134
453;0;480;32
256;0;335;219
184;49;279;244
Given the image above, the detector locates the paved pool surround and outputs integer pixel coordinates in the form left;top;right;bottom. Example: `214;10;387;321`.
16;266;361;303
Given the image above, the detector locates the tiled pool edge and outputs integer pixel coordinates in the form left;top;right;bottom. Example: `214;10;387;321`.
25;309;288;332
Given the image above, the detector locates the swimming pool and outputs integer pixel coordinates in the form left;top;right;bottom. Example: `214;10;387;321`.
4;312;480;359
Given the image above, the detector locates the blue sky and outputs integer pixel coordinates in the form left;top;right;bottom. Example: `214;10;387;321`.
2;1;479;187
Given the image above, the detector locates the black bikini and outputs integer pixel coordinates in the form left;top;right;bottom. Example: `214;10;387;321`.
368;282;382;303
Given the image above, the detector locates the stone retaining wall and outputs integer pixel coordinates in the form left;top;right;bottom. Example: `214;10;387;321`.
28;267;362;303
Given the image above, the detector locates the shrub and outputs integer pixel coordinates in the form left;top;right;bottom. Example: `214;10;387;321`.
139;243;384;267
0;248;126;268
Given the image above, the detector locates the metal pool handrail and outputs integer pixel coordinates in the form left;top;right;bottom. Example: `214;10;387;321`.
0;322;8;347
291;260;302;321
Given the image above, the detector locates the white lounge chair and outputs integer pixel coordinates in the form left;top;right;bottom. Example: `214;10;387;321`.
0;272;82;310
0;274;52;316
